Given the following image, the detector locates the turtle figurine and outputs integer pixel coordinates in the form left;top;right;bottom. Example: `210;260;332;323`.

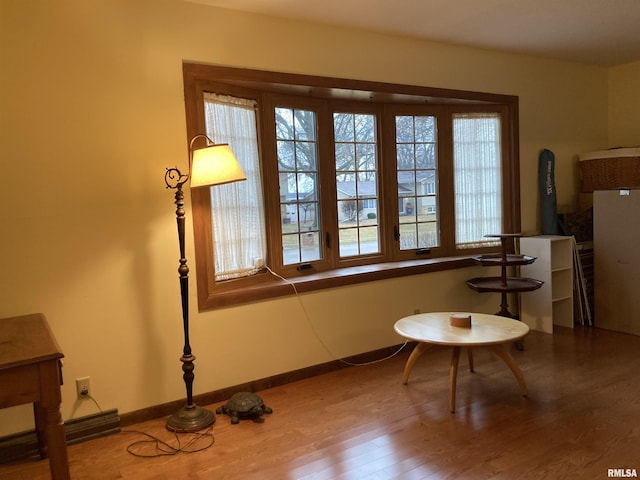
216;392;273;424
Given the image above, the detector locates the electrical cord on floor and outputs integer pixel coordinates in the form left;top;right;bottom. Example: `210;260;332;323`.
265;265;409;366
81;391;215;457
123;427;214;458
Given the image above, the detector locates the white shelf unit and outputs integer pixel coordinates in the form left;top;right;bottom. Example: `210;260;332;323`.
519;235;574;333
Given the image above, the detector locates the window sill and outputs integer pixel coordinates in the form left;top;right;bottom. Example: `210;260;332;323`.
198;255;477;310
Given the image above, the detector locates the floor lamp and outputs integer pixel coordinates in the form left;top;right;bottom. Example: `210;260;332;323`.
164;134;246;432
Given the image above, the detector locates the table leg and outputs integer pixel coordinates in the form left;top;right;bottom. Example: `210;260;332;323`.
401;342;430;384
486;344;528;397
39;361;70;480
33;402;47;459
450;346;462;413
467;348;474;373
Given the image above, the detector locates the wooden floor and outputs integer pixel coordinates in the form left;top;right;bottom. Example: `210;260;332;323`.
1;326;638;479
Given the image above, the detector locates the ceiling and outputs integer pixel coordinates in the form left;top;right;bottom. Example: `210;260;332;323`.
189;0;640;66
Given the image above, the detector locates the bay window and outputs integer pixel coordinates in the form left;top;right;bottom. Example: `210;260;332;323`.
184;63;520;309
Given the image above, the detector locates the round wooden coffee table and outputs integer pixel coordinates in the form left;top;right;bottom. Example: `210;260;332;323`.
394;312;530;412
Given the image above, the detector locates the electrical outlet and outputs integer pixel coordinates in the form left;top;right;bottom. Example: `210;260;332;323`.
76;377;91;399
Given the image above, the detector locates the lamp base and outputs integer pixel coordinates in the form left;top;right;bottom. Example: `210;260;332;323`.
166;404;215;432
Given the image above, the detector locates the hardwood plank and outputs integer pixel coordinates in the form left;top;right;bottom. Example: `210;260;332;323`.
1;326;638;479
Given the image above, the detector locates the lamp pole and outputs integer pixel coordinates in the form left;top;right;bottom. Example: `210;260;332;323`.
163;134;245;432
164;167;215;432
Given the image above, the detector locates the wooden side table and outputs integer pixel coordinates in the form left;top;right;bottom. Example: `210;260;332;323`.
0;313;70;480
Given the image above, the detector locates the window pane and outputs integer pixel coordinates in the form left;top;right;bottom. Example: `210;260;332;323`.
300;231;321;262
355;114;375;142
335;113;380;258
277;140;294;171
334;113;354;142
453;113;502;248
357;143;376;170
276;107;322;265
282;233;300;264
338;224;380;257
396;115;439;250
294;109;316;141
417;222;437;248
396;116;414;143
415;116;435;142
297;142;317;171
396;144;415;170
335;143;355;170
204;93;267;281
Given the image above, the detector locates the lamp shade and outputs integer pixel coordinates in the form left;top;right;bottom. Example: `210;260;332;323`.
190;143;246;188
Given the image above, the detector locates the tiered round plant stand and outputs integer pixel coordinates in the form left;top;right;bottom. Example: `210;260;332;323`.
466;233;543;319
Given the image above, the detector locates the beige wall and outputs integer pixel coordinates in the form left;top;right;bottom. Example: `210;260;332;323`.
608;61;640;147
0;0;616;434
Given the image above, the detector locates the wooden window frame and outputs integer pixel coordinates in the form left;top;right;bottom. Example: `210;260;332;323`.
183;63;521;310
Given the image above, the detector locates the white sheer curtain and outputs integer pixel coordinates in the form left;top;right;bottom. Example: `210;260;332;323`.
453;113;502;249
203;93;266;280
